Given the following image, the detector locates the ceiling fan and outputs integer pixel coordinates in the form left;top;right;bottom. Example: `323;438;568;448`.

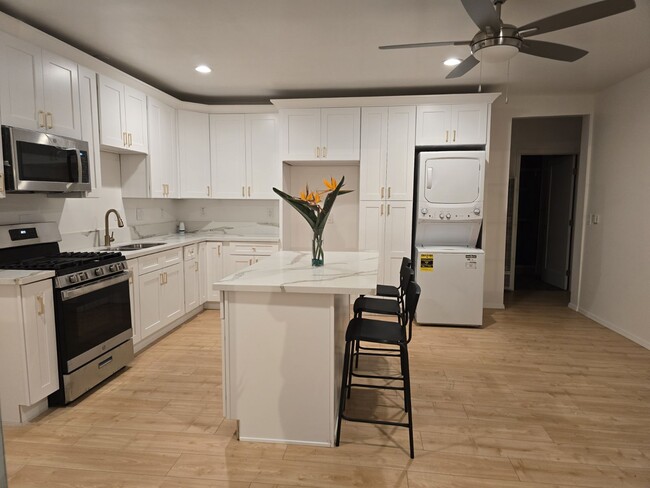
379;0;637;78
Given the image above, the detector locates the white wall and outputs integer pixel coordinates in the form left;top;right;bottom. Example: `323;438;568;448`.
484;93;595;308
577;67;650;349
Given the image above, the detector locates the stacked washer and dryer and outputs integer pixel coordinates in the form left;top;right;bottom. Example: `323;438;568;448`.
414;150;486;327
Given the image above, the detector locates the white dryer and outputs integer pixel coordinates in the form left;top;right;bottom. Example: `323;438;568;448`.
415;150;485;247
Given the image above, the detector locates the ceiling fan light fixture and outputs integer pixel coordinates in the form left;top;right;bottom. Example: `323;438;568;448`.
444;57;462;66
195;65;212;74
477;44;519;63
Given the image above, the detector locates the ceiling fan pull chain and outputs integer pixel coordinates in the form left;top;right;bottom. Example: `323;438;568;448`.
505;58;510;104
478;51;483;93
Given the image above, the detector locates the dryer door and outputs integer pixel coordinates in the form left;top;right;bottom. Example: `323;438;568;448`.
421;152;483;204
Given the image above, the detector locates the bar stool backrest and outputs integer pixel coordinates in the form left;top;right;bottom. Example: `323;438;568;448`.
405;281;421;342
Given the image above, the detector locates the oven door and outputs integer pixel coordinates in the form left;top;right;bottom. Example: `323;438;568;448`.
2;125;90;193
57;271;132;373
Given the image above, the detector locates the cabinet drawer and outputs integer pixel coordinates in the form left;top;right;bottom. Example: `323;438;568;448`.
138;248;183;275
227;242;278;256
183;244;197;261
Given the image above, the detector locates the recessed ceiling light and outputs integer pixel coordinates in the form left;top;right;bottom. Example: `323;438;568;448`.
195;65;212;74
444;58;462;67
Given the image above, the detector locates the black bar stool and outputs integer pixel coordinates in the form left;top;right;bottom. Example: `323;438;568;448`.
336;281;421;458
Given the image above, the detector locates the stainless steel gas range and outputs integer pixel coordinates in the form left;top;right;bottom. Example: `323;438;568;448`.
0;222;133;404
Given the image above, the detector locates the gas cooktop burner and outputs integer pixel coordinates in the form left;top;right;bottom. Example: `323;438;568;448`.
0;251;124;272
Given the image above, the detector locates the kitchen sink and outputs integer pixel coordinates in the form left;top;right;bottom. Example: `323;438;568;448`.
109;242;166;251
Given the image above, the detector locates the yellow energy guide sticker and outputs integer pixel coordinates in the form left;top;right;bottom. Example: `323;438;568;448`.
420;253;433;272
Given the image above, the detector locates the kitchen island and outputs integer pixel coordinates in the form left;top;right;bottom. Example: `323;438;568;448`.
214;251;378;446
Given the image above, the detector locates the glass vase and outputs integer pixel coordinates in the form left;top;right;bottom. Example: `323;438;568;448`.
312;231;324;267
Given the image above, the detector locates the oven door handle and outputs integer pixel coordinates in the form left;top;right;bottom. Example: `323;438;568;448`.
60;271;131;301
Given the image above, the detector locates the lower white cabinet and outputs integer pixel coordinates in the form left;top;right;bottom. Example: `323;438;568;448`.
359;200;412;286
198;242;207;304
184;244;201;311
0;279;58;422
206;242;224;302
223;242;279;277
139;261;184;340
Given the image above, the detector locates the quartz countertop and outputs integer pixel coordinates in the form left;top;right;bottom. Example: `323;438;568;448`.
214;251;378;294
0;269;55;286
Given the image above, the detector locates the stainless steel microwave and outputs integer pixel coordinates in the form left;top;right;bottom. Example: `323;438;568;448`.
1;126;91;193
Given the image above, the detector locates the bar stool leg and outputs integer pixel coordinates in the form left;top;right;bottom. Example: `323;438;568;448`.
401;343;414;459
336;339;352;447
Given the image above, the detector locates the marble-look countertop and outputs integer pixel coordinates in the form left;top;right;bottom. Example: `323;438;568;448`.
215;251;378;294
0;269;55;286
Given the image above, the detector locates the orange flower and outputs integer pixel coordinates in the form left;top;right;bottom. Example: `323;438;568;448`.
323;177;338;192
307;192;321;204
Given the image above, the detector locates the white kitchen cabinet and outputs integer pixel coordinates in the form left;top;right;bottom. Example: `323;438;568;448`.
148;97;178;198
359;201;412;286
416;104;487;146
206;242;224;302
360;106;416;201
210;113;279;199
178;110;211;198
280;108;360;161
160;263;184;323
198;242;207;304
0;279;58;423
98;74;148;153
184;244;200;312
223;242;279;277
139;268;163;338
78;66;101;194
0;33;80;138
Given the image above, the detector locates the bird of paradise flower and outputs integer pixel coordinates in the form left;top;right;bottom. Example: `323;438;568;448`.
273;177;353;266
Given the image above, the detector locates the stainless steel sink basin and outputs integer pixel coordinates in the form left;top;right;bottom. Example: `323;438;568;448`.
109;242;166;251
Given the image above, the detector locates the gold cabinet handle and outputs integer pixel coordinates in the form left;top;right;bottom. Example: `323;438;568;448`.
207;186;211;197
46;112;53;129
36;294;45;316
445;130;449;143
164;272;168;284
128;133;133;147
247;186;251;197
242;186;245;197
453;130;456;142
380;187;384;199
217;245;221;257
387;187;391;199
160;272;164;285
323;146;327;158
195;261;199;272
38;110;45;128
380;204;384;216
123;132;128;146
387;204;391;216
315;147;320;158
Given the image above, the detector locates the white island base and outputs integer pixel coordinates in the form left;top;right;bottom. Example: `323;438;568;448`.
216;251;378;446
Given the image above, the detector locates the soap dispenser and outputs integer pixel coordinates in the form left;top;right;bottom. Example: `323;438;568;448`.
178;221;185;235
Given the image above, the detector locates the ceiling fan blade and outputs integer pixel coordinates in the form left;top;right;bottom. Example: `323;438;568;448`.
445;55;480;79
520;40;588;62
519;0;636;38
379;40;470;50
460;0;501;32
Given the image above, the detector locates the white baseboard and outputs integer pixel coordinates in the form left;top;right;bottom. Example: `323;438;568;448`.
568;302;578;311
19;399;49;423
134;306;204;353
578;307;650;350
484;302;505;310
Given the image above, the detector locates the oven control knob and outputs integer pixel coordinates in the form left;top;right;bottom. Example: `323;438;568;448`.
439;212;445;220
68;274;79;284
95;268;104;276
109;264;117;272
446;213;451;220
474;207;481;215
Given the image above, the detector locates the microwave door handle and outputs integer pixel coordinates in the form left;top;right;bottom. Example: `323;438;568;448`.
75;148;82;184
426;167;433;190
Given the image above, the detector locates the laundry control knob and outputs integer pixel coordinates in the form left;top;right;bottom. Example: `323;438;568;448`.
439;213;445;220
473;207;481;215
446;213;451;219
421;208;428;215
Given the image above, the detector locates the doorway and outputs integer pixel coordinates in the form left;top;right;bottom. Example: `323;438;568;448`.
514;154;577;292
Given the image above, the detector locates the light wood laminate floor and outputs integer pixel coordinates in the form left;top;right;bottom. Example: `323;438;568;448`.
4;290;650;487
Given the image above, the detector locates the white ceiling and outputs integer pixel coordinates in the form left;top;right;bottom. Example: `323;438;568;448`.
0;0;648;103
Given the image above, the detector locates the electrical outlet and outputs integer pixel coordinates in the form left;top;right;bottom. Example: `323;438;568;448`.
136;208;144;221
591;214;600;225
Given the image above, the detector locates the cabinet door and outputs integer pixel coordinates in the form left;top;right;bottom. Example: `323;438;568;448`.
178;110;212;198
451;104;487;145
21;280;58;404
416;105;452;145
198;242;207;304
210;114;247;198
41;50;80;138
280;108;321;160
207;242;223;302
148;97;178;198
161;263;184;324
139;270;163;339
247;113;279;199
320;107;360;160
184;259;199;311
98;75;126;150
78;66;102;193
385;106;416;201
359;107;388;201
0;33;44;131
124;85;148;153
359;201;386;284
383;201;413;286
225;253;255;277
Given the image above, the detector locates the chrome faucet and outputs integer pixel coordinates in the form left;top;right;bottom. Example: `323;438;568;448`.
104;209;125;247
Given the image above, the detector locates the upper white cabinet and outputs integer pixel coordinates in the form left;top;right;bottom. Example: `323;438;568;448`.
0;32;80;138
210;113;279;199
78;67;101;193
98;74;148;153
178;110;211;198
280;108;360;161
416;104;487;146
148;97;178;198
360;106;416;201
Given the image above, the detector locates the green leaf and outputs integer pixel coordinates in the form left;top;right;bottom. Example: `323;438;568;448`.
273;187;318;230
316;176;348;232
